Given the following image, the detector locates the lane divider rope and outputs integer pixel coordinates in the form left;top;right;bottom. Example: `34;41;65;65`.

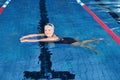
76;0;120;45
0;0;11;14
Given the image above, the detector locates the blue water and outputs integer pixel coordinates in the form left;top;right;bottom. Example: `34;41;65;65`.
100;0;120;16
0;0;120;80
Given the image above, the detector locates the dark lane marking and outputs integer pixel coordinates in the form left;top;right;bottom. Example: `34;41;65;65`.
38;0;49;46
95;0;120;24
39;0;49;33
23;0;75;79
23;0;52;79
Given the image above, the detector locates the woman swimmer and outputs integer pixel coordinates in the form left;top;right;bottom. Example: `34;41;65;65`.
20;23;103;54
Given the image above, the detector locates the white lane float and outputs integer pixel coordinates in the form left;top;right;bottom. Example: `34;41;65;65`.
0;0;11;14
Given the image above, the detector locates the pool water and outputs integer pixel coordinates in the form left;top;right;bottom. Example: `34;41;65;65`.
0;0;120;80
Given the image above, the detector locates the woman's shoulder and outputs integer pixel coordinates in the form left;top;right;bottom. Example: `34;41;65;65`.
52;34;60;41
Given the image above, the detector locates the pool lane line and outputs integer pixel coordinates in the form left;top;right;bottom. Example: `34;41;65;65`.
0;0;11;14
76;0;120;45
38;0;49;47
95;0;120;24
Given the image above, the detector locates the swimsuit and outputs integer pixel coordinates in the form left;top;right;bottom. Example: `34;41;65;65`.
55;37;77;44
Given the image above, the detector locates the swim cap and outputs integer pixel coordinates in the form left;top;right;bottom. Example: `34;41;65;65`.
45;23;54;29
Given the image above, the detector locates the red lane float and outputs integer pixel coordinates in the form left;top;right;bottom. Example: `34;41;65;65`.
76;0;120;45
0;0;11;14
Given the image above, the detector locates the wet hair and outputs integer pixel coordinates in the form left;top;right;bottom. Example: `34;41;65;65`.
45;23;54;29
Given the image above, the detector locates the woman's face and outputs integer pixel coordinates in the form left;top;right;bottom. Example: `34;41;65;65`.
44;25;54;37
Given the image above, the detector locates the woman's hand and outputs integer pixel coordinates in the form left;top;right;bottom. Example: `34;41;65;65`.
19;34;45;43
20;39;40;43
20;39;29;43
20;35;30;41
20;37;24;41
19;35;33;42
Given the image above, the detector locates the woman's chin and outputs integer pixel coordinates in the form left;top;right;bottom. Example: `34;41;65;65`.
46;35;52;37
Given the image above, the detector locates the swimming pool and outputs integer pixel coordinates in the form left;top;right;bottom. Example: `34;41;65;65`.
0;0;120;80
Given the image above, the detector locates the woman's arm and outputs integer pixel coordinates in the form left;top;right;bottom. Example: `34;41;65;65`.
20;33;45;40
20;37;60;43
